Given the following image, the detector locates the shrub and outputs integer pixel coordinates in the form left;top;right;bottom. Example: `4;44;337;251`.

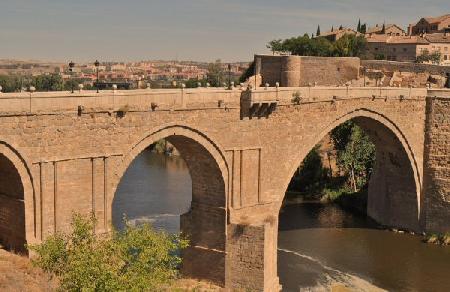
28;213;188;291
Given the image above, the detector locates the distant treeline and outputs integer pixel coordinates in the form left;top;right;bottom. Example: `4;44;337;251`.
0;74;93;92
267;34;369;58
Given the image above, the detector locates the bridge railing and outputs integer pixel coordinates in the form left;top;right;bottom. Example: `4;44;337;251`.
245;86;428;105
427;89;450;98
0;86;437;115
0;88;243;114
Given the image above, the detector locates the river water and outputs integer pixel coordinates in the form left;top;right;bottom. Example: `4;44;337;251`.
113;150;450;292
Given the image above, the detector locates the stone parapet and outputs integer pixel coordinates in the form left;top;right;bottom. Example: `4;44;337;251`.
0;88;243;114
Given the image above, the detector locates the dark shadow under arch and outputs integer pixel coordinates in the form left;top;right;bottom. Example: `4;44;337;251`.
0;153;26;252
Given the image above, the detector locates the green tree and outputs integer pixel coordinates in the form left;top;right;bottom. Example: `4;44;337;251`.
184;78;206;88
267;39;285;54
357;19;361;33
28;213;188;291
330;121;376;192
430;51;442;64
267;33;367;58
288;145;328;193
63;78;81;91
360;23;367;34
206;59;224;87
32;74;64;91
316;25;321;37
416;50;441;64
374;53;386;60
381;23;386;34
333;34;368;58
0;75;22;92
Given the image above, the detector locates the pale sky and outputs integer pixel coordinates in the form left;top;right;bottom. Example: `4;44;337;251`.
0;0;447;62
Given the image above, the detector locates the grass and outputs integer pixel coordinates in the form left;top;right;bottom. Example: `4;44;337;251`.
0;247;58;292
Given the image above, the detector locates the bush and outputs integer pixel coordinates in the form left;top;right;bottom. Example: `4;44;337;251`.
28;213;188;291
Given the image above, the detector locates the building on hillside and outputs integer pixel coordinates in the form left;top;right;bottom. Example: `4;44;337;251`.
366;24;405;36
424;33;450;65
408;14;450;35
366;35;429;62
366;33;450;65
320;28;358;42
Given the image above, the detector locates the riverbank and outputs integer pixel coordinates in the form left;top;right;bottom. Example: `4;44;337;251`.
284;187;368;216
0;248;221;291
424;233;450;246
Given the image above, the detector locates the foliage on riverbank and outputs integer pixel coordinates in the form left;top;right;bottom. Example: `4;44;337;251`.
321;188;368;215
424;233;450;246
28;213;188;291
287;121;375;208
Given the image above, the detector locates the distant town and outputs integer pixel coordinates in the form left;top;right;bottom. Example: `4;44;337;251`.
0;13;449;93
320;14;450;65
0;59;250;91
295;13;450;65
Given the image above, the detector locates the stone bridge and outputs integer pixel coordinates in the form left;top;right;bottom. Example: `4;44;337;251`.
0;86;449;291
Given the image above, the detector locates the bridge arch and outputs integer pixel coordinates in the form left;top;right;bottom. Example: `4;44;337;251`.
0;141;36;253
112;124;229;286
280;108;422;231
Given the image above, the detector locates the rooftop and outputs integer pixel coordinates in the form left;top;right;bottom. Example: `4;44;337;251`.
366;24;404;34
423;14;450;24
320;28;357;37
366;35;429;44
425;33;450;44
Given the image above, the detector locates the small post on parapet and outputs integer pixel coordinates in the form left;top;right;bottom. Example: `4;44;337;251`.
29;86;35;112
181;83;186;108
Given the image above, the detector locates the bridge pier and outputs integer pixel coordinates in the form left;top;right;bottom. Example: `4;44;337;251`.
180;203;226;285
423;95;450;233
225;222;281;291
354;117;421;232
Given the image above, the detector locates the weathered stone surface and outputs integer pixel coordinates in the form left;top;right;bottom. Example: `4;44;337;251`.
0;86;448;291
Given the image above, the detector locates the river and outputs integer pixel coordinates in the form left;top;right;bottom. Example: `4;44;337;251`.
113;150;450;292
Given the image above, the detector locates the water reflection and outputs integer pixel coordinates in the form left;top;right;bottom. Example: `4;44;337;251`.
112;150;191;233
278;203;450;291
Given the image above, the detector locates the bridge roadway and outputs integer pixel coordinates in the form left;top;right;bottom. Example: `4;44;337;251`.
0;86;449;291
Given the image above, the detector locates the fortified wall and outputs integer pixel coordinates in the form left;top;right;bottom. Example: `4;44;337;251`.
254;55;450;88
254;55;360;87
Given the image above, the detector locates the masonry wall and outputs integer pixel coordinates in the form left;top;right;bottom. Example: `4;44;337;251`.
255;55;360;87
0;87;443;291
423;95;450;233
298;57;360;86
362;60;450;76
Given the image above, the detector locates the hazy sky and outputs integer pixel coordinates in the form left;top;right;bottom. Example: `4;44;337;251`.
0;0;447;62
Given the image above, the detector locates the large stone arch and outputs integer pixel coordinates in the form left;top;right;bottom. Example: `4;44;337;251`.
279;108;422;231
112;124;229;286
0;141;36;253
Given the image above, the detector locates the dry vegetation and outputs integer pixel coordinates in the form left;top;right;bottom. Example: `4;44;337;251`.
0;247;221;292
0;248;57;292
